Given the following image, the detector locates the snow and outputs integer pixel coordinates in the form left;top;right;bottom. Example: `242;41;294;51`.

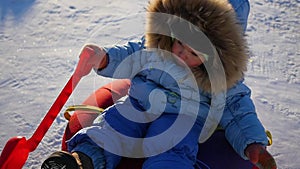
0;0;299;168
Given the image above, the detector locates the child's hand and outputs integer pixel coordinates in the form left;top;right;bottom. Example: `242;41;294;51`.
245;143;277;169
74;45;108;78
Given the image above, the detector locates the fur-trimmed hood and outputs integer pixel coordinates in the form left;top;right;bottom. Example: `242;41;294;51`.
145;0;248;93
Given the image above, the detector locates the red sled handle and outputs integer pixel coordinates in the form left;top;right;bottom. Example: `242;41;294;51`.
0;75;81;169
0;47;96;169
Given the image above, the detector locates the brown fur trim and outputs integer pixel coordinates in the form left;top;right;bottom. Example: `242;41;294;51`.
145;0;248;93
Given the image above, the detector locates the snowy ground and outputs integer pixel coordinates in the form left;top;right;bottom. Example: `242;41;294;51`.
0;0;299;168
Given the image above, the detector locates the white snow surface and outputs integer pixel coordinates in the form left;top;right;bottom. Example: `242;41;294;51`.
0;0;299;168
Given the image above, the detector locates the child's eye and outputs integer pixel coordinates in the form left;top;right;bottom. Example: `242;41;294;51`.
177;41;183;45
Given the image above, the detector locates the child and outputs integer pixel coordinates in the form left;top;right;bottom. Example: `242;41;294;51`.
42;0;276;169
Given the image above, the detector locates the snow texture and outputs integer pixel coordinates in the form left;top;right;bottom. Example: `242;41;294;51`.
0;0;299;168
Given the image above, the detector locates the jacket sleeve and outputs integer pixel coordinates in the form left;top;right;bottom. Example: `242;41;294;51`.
96;37;145;78
220;81;269;159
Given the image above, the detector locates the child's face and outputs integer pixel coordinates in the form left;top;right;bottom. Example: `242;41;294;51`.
171;40;204;68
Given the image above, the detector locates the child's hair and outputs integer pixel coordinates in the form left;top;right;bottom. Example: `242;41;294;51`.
145;0;248;92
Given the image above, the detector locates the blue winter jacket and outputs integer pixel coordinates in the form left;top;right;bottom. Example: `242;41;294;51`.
102;37;269;154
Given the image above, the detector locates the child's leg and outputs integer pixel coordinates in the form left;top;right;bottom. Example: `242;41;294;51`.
229;0;250;31
68;100;148;169
142;114;202;169
62;79;130;151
